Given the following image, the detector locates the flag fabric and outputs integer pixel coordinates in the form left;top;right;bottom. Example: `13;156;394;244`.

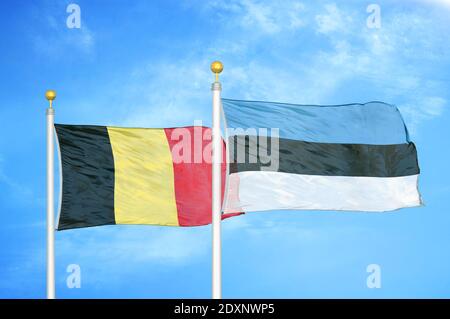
55;124;240;230
221;99;422;213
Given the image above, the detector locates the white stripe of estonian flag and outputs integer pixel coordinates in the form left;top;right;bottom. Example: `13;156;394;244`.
224;172;422;213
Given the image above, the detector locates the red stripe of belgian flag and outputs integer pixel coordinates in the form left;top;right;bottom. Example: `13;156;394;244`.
164;126;242;226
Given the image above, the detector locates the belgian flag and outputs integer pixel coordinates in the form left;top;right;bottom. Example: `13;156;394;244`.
55;125;240;230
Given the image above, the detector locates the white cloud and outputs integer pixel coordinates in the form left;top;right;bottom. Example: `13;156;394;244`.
33;26;94;57
426;97;447;116
418;0;450;8
399;96;447;132
206;0;306;34
57;226;210;265
309;5;449;130
0;156;43;207
315;3;351;34
233;217;318;241
116;58;213;128
55;215;246;267
240;0;306;33
30;5;95;57
92;2;448;134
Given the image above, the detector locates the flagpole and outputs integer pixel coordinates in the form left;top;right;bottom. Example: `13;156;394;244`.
211;61;223;299
45;90;56;299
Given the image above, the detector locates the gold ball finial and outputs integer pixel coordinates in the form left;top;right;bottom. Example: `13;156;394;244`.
45;90;56;108
211;61;223;74
211;61;223;82
45;90;56;101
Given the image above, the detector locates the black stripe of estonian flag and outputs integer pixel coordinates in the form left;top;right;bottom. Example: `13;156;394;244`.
229;135;419;177
55;124;116;230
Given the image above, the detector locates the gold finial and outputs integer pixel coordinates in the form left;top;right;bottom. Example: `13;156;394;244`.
45;90;56;108
210;61;223;82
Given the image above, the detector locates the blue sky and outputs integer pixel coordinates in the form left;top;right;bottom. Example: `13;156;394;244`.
0;0;450;298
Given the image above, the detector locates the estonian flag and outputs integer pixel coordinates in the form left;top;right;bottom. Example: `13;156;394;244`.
55;125;240;230
221;99;422;213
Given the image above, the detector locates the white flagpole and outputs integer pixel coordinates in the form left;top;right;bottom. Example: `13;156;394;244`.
211;61;223;299
45;90;56;299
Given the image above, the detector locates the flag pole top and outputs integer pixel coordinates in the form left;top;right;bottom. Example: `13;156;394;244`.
45;90;56;108
210;61;223;82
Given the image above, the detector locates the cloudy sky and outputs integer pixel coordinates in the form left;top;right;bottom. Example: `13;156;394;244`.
0;0;449;298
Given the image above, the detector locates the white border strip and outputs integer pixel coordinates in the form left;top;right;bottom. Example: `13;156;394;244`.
54;128;63;230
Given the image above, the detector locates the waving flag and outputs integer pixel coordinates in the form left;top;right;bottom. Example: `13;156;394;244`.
222;99;422;213
55;125;240;230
